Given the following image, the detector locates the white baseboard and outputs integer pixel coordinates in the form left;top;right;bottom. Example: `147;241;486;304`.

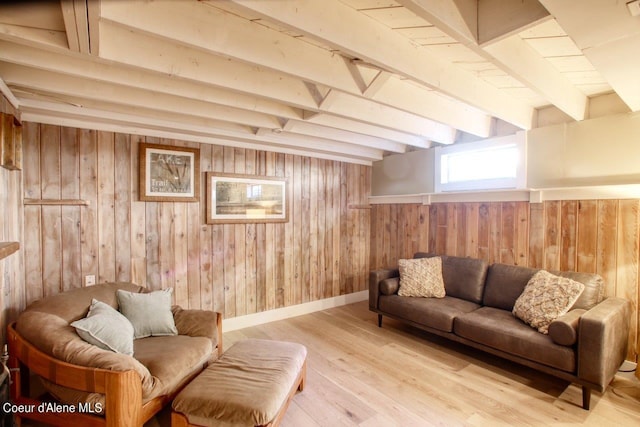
222;290;368;333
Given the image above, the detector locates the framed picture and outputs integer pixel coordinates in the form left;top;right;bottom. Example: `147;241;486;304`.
206;173;288;224
139;143;200;202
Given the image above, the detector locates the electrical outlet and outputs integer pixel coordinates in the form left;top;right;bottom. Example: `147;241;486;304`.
85;275;96;286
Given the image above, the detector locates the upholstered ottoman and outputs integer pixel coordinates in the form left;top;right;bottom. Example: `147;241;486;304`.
171;339;307;427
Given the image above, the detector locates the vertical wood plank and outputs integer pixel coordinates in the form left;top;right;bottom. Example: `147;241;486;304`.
515;202;529;266
597;200;618;297
40;124;62;297
60;127;81;290
560;201;578;272
23;123;43;304
528;203;544;269
577;200;598;274
282;155;294;308
174;201;189;307
97;131;116;283
129;135;147;286
465;203;479;259
244;149;257;315
418;205;430;254
210;144;224;313
309;158;319;300
617;200;639;360
477;203;490;262
275;153;286;307
114;133;131;283
488;203;501;265
80;129;99;286
264;151;276;311
500;202;515;265
544;201;561;271
301;157;311;301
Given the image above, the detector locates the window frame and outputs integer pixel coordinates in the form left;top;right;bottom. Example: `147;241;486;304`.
434;132;527;193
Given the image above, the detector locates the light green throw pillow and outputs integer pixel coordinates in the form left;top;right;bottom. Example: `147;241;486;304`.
71;299;135;356
116;288;178;339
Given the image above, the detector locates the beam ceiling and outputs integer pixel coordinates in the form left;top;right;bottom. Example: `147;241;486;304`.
0;0;635;164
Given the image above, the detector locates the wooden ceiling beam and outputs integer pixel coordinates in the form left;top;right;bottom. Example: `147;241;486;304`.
97;24;452;144
0;62;283;129
396;0;477;44
226;0;535;130
281;119;407;153
60;0;90;53
398;0;586;121
483;35;588;121
539;0;640;112
303;114;430;147
0;38;428;150
0;40;304;121
18;98;380;164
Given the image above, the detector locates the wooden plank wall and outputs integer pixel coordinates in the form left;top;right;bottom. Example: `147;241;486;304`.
370;201;640;361
0;95;24;347
19;123;370;321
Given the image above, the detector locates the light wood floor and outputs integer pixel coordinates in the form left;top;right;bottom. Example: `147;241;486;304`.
222;301;640;427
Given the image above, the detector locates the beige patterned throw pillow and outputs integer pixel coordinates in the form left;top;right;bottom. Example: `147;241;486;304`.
398;257;446;298
513;270;585;334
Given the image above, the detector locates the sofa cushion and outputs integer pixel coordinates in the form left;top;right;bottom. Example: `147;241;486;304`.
117;288;178;339
71;299;135;355
398;257;445;298
483;264;605;312
414;253;488;304
379;295;480;332
453;307;576;372
482;263;539;311
134;335;213;399
548;270;604;310
513;270;585;334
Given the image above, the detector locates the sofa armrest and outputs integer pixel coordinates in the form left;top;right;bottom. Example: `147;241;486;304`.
172;307;223;357
369;268;399;310
577;297;631;391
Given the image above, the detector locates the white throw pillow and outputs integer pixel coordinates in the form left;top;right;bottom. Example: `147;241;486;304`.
71;299;135;355
117;288;178;339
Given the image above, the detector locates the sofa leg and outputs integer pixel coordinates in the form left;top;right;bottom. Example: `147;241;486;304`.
378;314;382;328
582;386;591;410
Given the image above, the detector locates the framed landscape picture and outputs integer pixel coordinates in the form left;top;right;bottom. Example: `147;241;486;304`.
139;143;200;202
206;172;288;224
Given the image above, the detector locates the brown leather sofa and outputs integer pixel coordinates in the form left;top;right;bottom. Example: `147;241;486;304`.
369;253;631;410
7;282;223;427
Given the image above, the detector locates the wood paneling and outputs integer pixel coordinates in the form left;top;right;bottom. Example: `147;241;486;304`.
0;95;24;348
371;201;640;360
20;124;370;321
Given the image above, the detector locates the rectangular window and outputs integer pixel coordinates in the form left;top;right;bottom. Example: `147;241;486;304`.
435;132;526;192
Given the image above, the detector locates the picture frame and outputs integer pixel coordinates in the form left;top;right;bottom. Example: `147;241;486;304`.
206;172;288;224
139;143;200;202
